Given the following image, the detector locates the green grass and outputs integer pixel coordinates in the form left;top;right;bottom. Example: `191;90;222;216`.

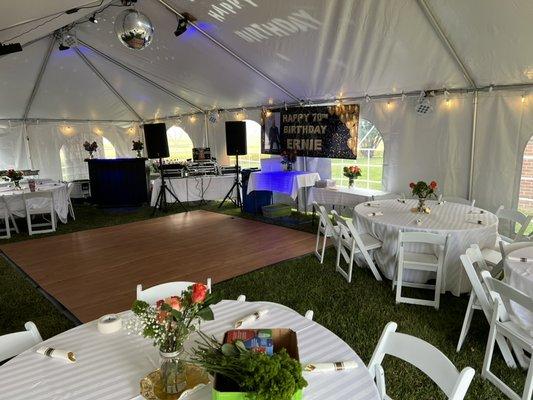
331;156;384;190
0;205;527;399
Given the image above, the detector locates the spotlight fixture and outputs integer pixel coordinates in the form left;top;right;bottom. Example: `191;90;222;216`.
365;94;371;103
89;14;98;24
174;17;188;37
58;43;70;51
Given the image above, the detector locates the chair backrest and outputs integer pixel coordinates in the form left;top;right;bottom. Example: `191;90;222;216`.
498;240;533;260
496;205;531;240
332;212;352;246
137;279;212;305
371;193;401;201
368;322;475;400
66;182;75;197
460;253;494;321
398;230;448;246
315;202;337;237
0;321;42;362
442;196;475;207
482;271;533;322
23;191;53;211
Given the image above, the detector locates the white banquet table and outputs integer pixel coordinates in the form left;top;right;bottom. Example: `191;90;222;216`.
505;246;533;334
0;300;379;400
353;199;498;295
247;170;320;200
0;182;69;224
308;186;388;209
150;175;237;205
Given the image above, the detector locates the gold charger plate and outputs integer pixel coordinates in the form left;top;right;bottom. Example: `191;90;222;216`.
140;364;211;400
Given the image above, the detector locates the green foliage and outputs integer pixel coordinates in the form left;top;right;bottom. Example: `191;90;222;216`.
192;333;306;400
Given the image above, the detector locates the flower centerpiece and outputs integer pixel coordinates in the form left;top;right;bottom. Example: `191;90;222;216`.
191;332;307;400
280;149;297;171
409;180;438;213
83;141;98;159
6;169;24;189
132;140;144;158
130;283;214;396
343;165;362;188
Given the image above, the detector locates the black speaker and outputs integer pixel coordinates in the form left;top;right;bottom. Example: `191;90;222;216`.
225;121;247;156
143;123;169;158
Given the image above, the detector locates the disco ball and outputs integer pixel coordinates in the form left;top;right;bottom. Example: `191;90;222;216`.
114;9;154;50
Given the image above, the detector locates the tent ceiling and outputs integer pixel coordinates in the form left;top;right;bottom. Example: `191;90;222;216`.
1;0;532;121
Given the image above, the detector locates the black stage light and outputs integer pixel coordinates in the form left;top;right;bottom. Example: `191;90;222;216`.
0;43;23;56
89;14;98;23
58;43;70;51
174;17;188;37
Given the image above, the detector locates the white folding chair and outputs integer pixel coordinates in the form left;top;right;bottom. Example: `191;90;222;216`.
137;278;212;305
482;272;533;400
441;196;475;207
0;321;43;362
66;182;75;220
368;322;475;400
456;246;517;368
332;211;382;282
1;196;19;237
394;230;449;309
496;205;532;243
313;201;340;264
23;191;56;235
371;193;402;201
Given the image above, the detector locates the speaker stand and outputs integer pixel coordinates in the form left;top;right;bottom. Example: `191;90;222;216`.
152;158;188;216
219;154;242;211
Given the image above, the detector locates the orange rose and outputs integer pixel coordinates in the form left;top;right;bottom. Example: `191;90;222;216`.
429;181;437;189
409;182;416;189
165;296;182;311
191;283;208;303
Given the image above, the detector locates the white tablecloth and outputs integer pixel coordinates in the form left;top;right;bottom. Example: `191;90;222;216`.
247;171;321;200
0;300;379;400
353;199;498;295
0;182;69;224
151;176;237;205
505;247;533;334
308;187;388;208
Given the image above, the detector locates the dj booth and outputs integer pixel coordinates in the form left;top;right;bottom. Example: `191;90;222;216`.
150;175;237;205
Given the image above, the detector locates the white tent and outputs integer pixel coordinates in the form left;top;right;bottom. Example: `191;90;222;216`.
1;0;532;213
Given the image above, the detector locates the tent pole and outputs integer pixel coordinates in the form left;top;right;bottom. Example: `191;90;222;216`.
74;48;143;121
468;91;479;200
417;0;477;89
23;36;55;120
77;39;205;113
23;122;34;170
203;113;209;148
155;0;302;103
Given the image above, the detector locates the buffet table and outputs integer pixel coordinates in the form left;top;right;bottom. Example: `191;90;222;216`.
151;175;237;205
0;300;379;400
353;199;498;295
247;171;320;200
0;182;69;223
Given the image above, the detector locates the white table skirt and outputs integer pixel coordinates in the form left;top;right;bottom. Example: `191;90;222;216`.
505;247;533;335
247;171;320;200
150;176;237;205
0;300;379;400
353;199;498;295
0;182;69;224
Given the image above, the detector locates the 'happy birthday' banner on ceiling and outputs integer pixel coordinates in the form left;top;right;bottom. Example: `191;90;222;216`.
261;104;360;159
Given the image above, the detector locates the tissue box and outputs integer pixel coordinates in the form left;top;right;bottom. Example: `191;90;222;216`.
315;179;336;188
212;328;302;400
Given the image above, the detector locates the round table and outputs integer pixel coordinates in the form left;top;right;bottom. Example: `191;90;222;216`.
0;300;379;400
0;182;69;224
353;199;498;295
505;246;533;334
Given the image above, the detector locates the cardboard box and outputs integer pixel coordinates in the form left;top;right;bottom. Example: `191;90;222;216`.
212;328;303;400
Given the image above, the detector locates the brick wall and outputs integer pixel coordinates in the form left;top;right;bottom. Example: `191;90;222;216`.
519;140;533;212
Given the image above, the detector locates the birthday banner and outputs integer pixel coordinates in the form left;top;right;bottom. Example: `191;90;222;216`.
261;104;359;159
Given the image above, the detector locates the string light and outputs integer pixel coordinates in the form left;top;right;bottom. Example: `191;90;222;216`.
522;94;526;104
189;115;197;123
265;109;272;118
365;94;371;103
401;92;406;101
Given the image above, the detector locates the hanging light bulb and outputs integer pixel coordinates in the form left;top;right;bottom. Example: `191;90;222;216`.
365;94;371;103
189;114;197;123
522;94;527;104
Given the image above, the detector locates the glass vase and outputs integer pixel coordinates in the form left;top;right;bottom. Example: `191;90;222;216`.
348;178;354;188
287;162;293;171
14;180;21;190
136;150;142;158
417;197;426;212
159;350;187;396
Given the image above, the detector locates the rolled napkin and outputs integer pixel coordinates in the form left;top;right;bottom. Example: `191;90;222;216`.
415;218;422;226
234;309;268;328
97;314;122;334
367;211;383;217
366;202;380;207
36;346;76;363
303;361;358;372
508;256;532;263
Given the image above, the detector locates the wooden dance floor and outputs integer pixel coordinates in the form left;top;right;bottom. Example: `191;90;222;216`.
0;211;316;323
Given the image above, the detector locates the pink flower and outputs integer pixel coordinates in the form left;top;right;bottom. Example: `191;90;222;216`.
165;296;182;311
430;181;437;189
409;182;416;189
191;283;208;303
